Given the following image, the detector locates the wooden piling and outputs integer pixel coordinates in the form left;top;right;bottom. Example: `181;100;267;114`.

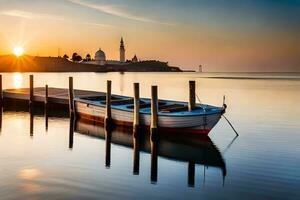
151;86;158;140
105;80;112;129
150;86;158;182
188;80;196;111
133;83;140;173
45;85;48;106
29;75;34;105
133;83;140;136
68;77;74;114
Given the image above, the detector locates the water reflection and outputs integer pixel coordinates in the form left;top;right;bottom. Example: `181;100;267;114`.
12;72;23;88
150;135;158;183
30;111;34;137
133;130;140;175
105;128;112;168
0;73;299;199
3;100;70;138
188;161;195;187
69;113;75;149
2;99;227;188
74;118;227;187
0;104;2;132
45;102;48;131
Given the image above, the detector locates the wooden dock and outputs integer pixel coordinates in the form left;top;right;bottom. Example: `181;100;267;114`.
3;87;104;105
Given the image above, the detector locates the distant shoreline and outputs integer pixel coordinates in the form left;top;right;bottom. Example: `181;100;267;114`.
0;55;182;73
203;76;300;80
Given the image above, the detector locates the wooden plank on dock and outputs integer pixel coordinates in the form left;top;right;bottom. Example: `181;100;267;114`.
3;87;105;105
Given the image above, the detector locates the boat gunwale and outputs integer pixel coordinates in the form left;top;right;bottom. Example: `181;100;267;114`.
74;95;225;117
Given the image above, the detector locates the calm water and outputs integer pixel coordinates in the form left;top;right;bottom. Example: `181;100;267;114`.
0;72;300;199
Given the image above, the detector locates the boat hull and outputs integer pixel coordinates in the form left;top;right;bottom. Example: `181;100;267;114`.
75;101;223;135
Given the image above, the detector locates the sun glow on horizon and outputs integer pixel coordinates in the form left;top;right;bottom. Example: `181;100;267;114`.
13;46;24;57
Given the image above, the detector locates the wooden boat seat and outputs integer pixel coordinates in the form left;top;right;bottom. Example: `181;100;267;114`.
160;104;188;113
139;103;151;108
139;102;167;109
127;101;167;109
101;98;134;105
81;96;107;101
159;104;183;110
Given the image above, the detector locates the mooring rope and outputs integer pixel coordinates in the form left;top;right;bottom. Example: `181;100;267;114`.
195;93;202;104
222;114;239;136
196;93;239;136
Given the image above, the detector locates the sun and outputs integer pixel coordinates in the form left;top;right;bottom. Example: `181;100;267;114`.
13;46;24;57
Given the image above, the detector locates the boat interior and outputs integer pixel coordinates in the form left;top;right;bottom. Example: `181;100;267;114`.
78;94;221;114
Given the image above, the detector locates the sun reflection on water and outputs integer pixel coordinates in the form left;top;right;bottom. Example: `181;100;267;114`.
19;168;43;193
12;73;23;88
19;168;42;180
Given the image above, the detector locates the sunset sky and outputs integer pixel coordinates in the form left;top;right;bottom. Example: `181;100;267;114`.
0;0;299;71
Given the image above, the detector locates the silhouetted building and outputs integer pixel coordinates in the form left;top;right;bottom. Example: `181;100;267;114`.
95;49;106;65
120;37;125;63
132;55;138;63
199;65;203;72
84;37;130;66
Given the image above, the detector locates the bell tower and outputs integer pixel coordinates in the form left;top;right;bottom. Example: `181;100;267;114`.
120;37;125;62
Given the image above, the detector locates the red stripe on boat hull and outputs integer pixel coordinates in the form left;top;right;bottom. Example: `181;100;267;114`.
76;112;212;135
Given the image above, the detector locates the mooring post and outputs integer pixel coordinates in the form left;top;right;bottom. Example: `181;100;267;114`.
188;161;195;187
133;83;140;136
150;86;159;182
188;80;196;111
105;80;112;129
29;75;34;106
45;84;48;106
68;77;74;114
151;86;158;140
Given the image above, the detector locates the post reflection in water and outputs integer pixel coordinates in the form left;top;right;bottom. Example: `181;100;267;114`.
74;118;227;187
45;105;48;131
69;113;75;149
150;132;158;184
30;110;34;138
12;72;23;89
133;129;140;175
105;127;112;168
188;161;195;187
0;104;2;132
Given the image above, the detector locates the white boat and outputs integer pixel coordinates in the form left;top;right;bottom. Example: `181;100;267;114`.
74;94;226;135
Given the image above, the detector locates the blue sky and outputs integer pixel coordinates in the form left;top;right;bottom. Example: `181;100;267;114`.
0;0;299;71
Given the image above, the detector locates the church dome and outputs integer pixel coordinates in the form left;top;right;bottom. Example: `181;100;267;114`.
95;48;106;61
